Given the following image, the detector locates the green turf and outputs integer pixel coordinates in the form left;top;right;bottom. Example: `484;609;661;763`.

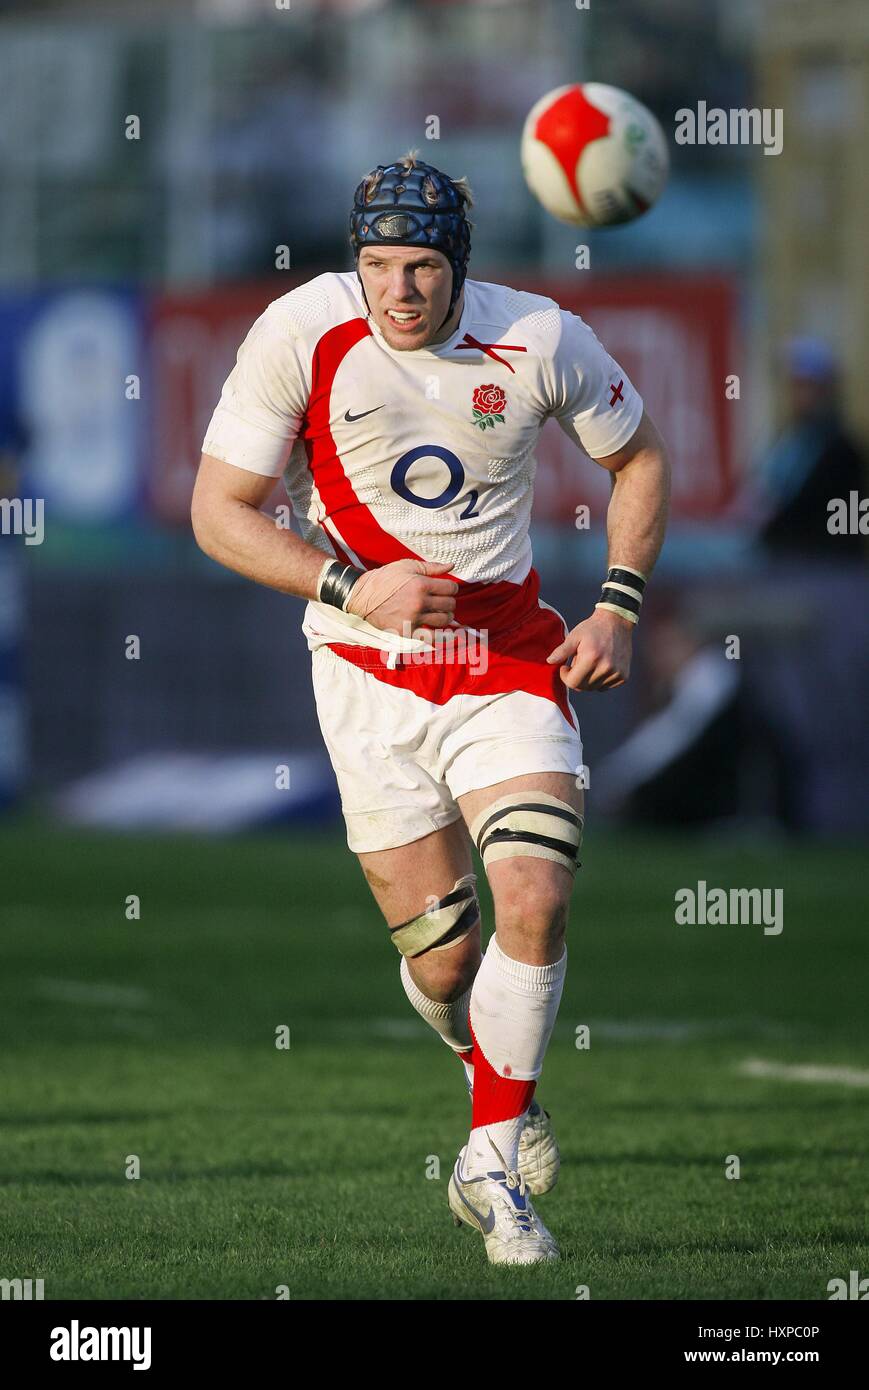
1;816;867;1299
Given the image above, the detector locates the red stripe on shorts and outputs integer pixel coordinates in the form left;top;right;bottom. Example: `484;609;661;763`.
325;568;576;724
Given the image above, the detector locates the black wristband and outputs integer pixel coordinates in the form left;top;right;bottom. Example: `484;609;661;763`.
607;566;646;596
595;563;647;626
318;561;364;612
599;585;641;617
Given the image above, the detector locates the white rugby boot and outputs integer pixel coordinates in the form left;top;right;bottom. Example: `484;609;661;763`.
518;1100;560;1196
448;1142;560;1265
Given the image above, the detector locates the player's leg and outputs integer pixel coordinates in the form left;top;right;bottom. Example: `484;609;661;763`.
461;770;580;962
310;643;488;1086
356;817;482;1079
455;771;582;1187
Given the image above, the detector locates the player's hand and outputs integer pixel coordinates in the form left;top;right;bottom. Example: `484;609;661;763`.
346;559;459;641
546;608;633;691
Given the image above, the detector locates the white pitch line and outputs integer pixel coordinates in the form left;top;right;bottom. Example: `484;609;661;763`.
369;1017;429;1040
35;978;154;1010
740;1058;869;1088
587;1018;786;1042
326;1018;788;1044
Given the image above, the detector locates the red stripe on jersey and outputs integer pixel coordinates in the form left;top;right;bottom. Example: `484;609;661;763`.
300;323;553;640
321;518;356;569
302;318;422;571
453;566;539;631
325;570;576;727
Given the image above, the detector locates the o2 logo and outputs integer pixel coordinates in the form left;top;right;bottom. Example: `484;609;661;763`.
391;446;479;520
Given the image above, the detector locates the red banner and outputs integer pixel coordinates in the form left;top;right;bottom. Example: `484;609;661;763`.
530;274;738;524
148;273;737;526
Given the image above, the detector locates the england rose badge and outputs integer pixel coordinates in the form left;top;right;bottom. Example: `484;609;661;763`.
472;384;507;430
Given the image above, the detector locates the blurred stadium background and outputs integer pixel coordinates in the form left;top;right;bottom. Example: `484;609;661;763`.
0;0;867;830
1;0;868;1301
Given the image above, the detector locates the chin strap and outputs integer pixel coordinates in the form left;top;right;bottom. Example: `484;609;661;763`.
436;275;457;332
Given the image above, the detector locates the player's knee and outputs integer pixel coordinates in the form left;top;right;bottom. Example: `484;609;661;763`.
387;873;479;960
469;789;582;927
469;790;582;879
410;934;480;1001
494;879;570;946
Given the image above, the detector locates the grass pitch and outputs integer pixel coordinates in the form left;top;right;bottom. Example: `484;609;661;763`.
1;816;867;1300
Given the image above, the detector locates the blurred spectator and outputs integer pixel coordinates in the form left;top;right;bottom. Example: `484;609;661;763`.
758;337;866;559
595;608;798;831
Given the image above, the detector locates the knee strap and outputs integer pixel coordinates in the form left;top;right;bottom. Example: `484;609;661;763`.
389;873;480;957
469;792;583;877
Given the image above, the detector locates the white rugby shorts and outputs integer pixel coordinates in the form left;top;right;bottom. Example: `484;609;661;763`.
309;576;582;853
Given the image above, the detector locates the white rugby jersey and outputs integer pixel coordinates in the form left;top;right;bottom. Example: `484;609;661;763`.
202;270;643;654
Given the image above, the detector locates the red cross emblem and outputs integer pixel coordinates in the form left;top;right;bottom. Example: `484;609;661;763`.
609;379;624;407
456;333;527;375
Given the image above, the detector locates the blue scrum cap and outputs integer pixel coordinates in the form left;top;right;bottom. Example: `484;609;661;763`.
349;152;473;316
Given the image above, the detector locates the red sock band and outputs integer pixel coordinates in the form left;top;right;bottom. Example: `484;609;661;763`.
469;1015;536;1128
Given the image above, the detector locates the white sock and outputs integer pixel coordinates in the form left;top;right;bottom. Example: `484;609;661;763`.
460;1055;475;1094
400;955;473;1054
462;1115;528;1181
463;936;567;1178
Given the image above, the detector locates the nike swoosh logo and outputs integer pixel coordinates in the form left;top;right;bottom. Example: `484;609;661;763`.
344;405;384;422
454;1179;496;1233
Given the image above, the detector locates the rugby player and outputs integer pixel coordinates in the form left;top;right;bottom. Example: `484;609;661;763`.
191;153;669;1264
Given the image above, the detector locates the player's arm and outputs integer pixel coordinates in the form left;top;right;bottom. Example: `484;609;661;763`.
546;409;670;691
543;309;670;691
191;453;458;631
191;454;327;598
192;304;457;633
597;408;669;581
